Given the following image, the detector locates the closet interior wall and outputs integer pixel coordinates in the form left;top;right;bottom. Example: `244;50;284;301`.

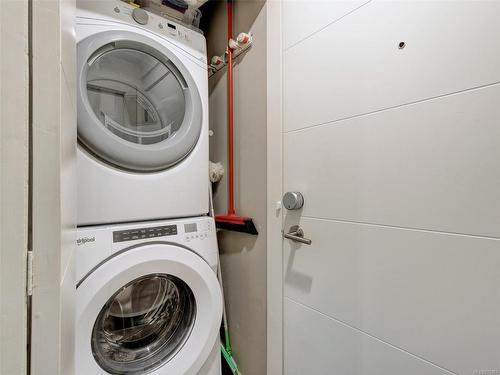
203;1;267;374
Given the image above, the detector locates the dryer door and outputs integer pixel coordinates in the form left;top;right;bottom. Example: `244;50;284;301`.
76;244;222;375
77;30;203;172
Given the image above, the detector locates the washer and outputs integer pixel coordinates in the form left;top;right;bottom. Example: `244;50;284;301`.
75;216;222;375
76;0;209;225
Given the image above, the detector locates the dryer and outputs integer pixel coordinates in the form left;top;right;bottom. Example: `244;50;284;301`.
75;216;222;374
76;0;209;225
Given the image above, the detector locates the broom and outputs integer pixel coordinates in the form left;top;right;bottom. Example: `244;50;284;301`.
214;0;258;236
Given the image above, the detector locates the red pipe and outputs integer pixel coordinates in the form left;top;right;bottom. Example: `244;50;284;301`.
227;0;235;215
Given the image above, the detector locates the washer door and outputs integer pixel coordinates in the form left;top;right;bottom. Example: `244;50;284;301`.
76;244;222;375
77;31;203;172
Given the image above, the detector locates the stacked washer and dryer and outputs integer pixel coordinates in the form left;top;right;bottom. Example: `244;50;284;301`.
74;1;223;374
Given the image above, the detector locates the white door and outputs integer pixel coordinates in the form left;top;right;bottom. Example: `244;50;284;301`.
275;1;500;374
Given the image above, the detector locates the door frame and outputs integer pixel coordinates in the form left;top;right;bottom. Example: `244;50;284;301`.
266;1;284;374
30;0;77;373
0;1;29;373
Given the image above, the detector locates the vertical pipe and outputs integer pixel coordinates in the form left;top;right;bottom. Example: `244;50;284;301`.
227;0;235;215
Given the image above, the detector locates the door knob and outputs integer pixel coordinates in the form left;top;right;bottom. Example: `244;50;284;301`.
283;192;304;210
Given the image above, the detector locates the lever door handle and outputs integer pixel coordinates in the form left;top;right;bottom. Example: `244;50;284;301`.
282;225;312;245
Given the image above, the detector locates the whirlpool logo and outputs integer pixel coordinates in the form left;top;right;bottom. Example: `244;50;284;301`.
77;236;95;246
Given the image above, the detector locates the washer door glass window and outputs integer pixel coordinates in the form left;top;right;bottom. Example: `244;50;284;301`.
78;34;203;172
91;274;196;374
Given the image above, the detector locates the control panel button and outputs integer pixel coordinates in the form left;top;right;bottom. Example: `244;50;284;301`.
132;8;149;25
113;224;177;243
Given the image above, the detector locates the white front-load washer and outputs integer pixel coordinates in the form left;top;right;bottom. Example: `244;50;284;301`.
75;216;222;375
76;0;209;225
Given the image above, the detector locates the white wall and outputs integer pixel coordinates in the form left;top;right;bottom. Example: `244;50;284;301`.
0;1;29;373
205;2;268;374
31;0;77;373
281;1;500;374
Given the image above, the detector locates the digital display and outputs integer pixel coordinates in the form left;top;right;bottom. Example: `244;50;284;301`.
167;23;176;30
184;223;197;233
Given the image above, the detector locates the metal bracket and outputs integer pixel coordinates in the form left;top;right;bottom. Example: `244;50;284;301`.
27;250;34;296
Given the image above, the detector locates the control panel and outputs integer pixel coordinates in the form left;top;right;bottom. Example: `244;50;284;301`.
78;0;206;58
113;224;177;243
76;217;217;283
109;218;214;244
183;219;212;243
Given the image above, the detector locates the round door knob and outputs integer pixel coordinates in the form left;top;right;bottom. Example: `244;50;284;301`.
132;8;149;25
283;192;304;210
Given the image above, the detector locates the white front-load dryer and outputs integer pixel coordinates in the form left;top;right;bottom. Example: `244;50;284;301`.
75;216;222;375
76;0;209;225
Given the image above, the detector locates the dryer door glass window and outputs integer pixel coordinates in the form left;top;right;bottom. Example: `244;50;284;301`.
87;48;185;146
91;274;196;374
77;35;203;172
